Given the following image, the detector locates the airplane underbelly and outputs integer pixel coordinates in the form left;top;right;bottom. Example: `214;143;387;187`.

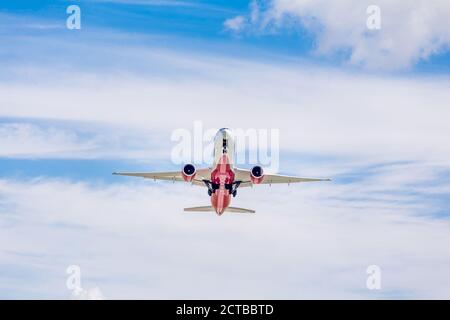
210;154;234;214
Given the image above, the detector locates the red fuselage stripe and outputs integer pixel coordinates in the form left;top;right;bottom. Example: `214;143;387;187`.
210;154;234;215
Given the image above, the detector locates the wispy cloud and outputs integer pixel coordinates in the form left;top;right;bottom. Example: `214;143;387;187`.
226;0;450;70
0;6;449;299
224;15;246;32
0;161;449;298
0;121;170;160
88;0;237;14
1;43;449;165
0;123;96;158
91;0;198;7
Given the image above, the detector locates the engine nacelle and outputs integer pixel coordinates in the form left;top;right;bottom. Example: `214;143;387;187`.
182;164;197;182
250;165;264;184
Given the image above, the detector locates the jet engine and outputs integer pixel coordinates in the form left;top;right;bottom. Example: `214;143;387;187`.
250;165;264;184
182;164;197;182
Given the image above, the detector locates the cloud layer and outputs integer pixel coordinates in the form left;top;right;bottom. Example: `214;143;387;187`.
225;0;450;70
1;160;450;299
1;49;450;165
0;9;450;299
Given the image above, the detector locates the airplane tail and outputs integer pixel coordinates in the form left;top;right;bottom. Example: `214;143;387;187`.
184;206;215;212
227;207;255;213
184;206;255;213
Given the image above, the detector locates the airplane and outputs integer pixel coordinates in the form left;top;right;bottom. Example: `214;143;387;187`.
113;128;330;215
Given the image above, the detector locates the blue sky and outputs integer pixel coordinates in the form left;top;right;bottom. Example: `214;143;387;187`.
1;0;450;299
3;0;450;73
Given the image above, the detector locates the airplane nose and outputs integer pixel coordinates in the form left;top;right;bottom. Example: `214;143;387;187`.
215;207;224;215
219;128;231;138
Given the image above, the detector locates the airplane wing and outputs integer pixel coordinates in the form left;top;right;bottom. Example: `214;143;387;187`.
113;168;211;186
234;167;330;187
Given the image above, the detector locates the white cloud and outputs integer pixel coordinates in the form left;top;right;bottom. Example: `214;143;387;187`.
1;13;450;299
229;0;450;69
0;162;449;298
1;52;449;165
224;15;246;32
0;122;170;160
224;1;260;33
0;123;96;158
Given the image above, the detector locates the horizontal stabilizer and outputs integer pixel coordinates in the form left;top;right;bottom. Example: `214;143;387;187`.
184;206;215;212
227;207;255;213
183;206;255;213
